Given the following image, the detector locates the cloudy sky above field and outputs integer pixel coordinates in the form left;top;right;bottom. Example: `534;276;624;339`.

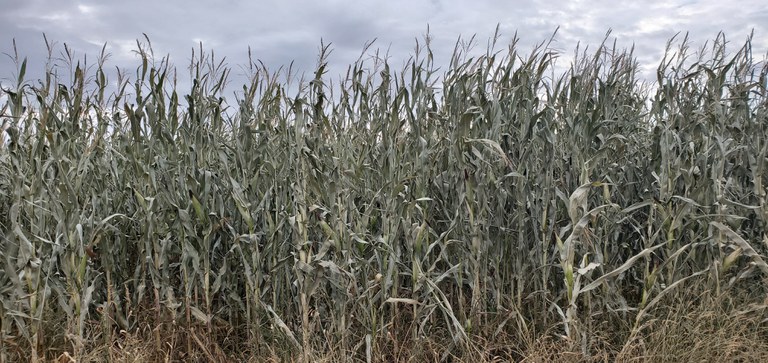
1;0;767;95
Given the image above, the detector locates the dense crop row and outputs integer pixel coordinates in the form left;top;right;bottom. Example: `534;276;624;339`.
1;32;767;361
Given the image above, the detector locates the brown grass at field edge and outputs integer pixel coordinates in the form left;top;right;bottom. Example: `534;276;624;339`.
39;285;768;363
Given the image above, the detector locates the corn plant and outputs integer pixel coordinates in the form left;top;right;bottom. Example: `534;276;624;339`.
1;30;767;362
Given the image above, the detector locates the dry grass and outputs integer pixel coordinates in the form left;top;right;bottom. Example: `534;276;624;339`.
617;283;768;363
41;283;768;362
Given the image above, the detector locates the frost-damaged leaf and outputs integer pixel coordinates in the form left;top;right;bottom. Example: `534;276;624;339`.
385;297;420;305
261;301;302;352
317;260;350;277
567;182;594;225
580;243;665;294
577;262;600;275
99;213;127;226
425;279;468;344
499;171;524;182
189;306;211;324
671;195;703;207
466;138;514;170
711;221;768;275
13;225;34;269
131;187;149;211
229;177;254;231
78;277;97;336
561;203;617;261
621;201;653;214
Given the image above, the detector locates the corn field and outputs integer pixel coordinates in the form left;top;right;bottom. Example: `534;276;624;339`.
1;31;768;362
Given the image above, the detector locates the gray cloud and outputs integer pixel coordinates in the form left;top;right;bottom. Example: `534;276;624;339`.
1;0;766;98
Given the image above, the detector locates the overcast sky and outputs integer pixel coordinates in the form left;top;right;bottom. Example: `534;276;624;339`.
1;0;767;99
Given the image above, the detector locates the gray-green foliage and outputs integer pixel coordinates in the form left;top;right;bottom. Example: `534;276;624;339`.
1;30;766;361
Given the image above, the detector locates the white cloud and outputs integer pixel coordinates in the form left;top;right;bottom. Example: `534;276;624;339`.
77;4;95;15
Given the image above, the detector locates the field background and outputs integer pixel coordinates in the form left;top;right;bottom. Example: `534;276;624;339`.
1;32;768;362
